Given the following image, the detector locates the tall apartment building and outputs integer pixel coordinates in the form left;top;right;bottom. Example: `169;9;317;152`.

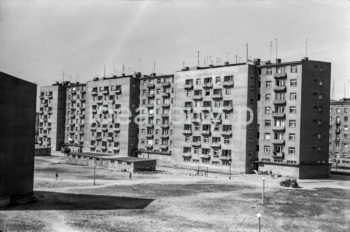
257;58;331;178
65;83;87;152
137;74;175;162
329;98;350;158
0;72;36;203
38;82;68;151
172;62;259;173
83;74;140;156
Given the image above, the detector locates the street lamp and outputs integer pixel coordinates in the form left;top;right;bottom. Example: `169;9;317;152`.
262;177;265;204
256;213;262;232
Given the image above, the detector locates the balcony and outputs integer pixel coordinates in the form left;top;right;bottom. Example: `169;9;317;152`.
161;134;169;138
161;92;170;98
212;118;222;124
91;90;98;95
273;86;287;92
114;127;121;132
221;131;232;137
272;125;285;131
193;95;203;100
145;144;153;148
114;89;122;94
223;106;233;112
146;134;153;138
192;142;201;147
184;83;193;89
272;112;285;118
107;136;113;141
274;73;287;79
183;106;192;112
273;99;286;105
161;103;170;107
220;156;231;161
102;127;108;132
222;80;234;87
272;139;285;145
147;83;155;88
183;153;192;158
192;118;201;124
147;93;155;98
336;120;341;125
335;138;340;142
160;144;168;149
146;123;154;128
335;129;341;133
96;136;102;141
95;99;103;104
202;82;213;88
161;82;171;87
272;152;285;159
183;129;192;135
112;146;120;151
210;142;221;148
161;123;170;128
39;95;44;99
101;89;109;95
212;93;223;99
201;130;211;136
200;154;210;159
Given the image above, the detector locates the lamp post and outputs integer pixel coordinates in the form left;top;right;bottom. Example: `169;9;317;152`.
93;164;96;186
256;213;262;232
262;177;265;204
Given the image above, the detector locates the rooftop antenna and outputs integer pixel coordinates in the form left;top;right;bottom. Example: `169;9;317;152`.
138;58;141;72
203;59;206;66
122;64;125;75
275;38;278;61
197;50;200;67
62;71;65;82
182;61;185;68
235;55;238;64
225;52;229;62
113;67;116;75
75;74;78;83
305;38;308;58
153;61;156;73
104;65;106;77
269;41;272;61
246;43;248;61
332;81;335;100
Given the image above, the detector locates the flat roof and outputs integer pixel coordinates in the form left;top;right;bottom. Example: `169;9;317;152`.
70;152;157;163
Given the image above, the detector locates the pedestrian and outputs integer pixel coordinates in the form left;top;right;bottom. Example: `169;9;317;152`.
129;171;132;180
55;173;58;180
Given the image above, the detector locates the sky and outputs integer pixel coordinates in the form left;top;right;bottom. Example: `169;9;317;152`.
0;0;349;99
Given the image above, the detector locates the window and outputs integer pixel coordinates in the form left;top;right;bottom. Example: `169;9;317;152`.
289;133;296;141
266;68;272;75
265;107;271;114
291;65;298;73
186;90;192;97
225;88;231;95
290;79;297;87
345;125;349;131
290;93;297;100
196;78;201;85
289;106;297;113
345;116;348;122
318;94;323;100
264;133;271;140
289;120;296;127
288;147;296;154
345;108;349;113
264;146;270;153
265;81;272;88
265;94;271;101
265;120;271;127
215;76;221;84
277;66;285;74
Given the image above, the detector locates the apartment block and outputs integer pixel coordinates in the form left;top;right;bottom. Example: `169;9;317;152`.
257;58;331;178
38;82;68;151
329;98;350;158
0;72;36;202
83;74;140;156
137;74;175;162
65;83;87;152
172;62;259;173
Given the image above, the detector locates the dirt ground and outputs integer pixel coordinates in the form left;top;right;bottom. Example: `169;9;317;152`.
0;155;349;232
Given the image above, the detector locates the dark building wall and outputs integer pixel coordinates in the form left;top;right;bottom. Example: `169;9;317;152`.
128;77;140;157
0;72;36;197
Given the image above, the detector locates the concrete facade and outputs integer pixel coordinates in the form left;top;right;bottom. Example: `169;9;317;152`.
0;72;36;199
329;98;350;158
137;74;174;162
172;63;258;173
257;58;331;178
38;82;68;151
65;83;86;153
83;74;140;157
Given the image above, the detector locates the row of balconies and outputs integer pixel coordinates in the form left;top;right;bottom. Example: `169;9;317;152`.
183;129;232;137
183;153;232;161
183;106;233;112
142;144;169;149
184;80;234;90
145;82;171;89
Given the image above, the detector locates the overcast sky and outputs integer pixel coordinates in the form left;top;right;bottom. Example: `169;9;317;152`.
0;0;349;99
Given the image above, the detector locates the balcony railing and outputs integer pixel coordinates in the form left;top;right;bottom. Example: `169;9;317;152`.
161;82;171;87
222;80;234;87
147;93;155;98
202;82;213;88
184;83;193;89
272;152;285;159
147;83;155;88
193;95;203;100
183;129;192;135
160;144;168;149
273;99;286;105
273;86;287;92
161;92;170;98
273;73;287;79
183;153;192;158
201;130;211;136
272;125;285;131
223;106;233;112
221;131;232;137
272;112;285;118
192;118;201;124
192;142;201;147
212;93;223;99
272;139;285;145
210;142;221;148
335;129;341;133
220;156;231;161
200;154;210;159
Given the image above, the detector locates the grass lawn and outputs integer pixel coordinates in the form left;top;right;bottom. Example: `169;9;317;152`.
0;156;349;232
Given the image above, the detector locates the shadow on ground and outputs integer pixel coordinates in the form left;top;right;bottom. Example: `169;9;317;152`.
4;191;154;211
